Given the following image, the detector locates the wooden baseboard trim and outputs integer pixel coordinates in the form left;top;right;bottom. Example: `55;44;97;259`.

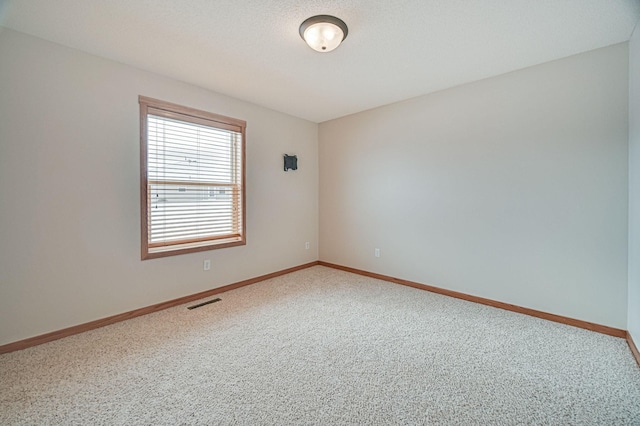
0;261;320;355
628;333;640;367
318;261;626;339
2;260;629;354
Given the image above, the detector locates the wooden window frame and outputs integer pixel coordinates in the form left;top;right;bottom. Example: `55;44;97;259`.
139;96;246;260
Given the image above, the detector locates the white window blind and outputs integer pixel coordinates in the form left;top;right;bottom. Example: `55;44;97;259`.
140;97;246;259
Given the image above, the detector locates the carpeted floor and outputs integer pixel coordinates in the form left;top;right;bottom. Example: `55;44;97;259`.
1;266;639;425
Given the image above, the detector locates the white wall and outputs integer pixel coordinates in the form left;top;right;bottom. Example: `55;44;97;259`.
320;44;629;329
0;29;319;345
629;22;640;343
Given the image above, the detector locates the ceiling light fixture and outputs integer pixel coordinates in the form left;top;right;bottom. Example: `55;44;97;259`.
299;15;348;53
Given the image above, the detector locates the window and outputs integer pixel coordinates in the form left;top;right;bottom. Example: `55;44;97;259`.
139;96;246;259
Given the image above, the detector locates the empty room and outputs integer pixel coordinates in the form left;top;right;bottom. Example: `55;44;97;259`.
1;0;640;424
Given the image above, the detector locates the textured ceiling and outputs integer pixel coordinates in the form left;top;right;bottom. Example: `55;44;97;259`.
1;0;639;122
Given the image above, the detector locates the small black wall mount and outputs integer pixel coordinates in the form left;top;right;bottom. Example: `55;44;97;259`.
284;154;298;171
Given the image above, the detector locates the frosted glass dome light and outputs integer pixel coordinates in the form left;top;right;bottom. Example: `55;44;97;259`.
299;15;348;52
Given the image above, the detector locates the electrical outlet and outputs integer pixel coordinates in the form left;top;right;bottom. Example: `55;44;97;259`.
305;242;310;250
203;260;211;271
375;248;380;258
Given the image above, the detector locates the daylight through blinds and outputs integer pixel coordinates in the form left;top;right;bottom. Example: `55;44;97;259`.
146;110;243;249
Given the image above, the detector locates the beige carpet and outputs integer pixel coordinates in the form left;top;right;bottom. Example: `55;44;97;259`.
1;266;639;425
